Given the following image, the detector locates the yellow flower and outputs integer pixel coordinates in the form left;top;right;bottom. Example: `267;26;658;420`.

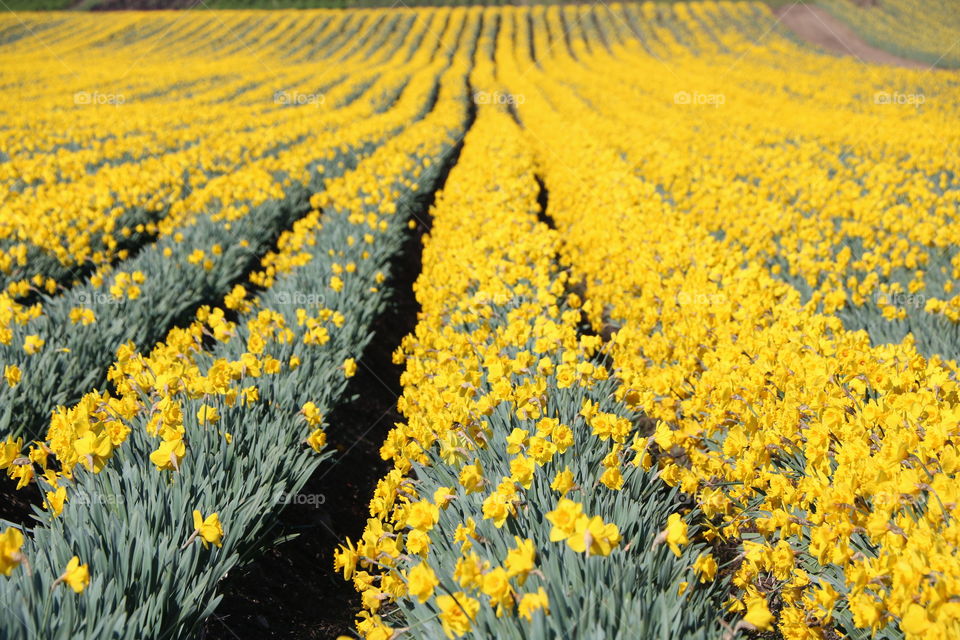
149;436;185;472
567;514;621;556
458;462;484;494
454;554;486;589
355;612;393;640
664;513;689;557
46;486;67;516
403;500;439;532
433;486;455;509
481;480;519;528
481;567;513;614
196;405;220;425
3;364;20;388
599;466;624;491
301;401;324;426
505;427;528;454
406;529;431;557
59;556;90;593
550;468;575;495
8;462;33;490
406;562;438;603
900;604;932;635
518;587;549;621
69;307;96;325
22;334;44;355
0;527;25;576
453;518;478;552
546;498;584;542
509;454;535;489
343;358;357;378
849;591;884;630
75;431;114;473
333;539;358;581
191;510;224;549
692;552;718;582
743;595;774;630
504;536;536;585
306;428;326;453
240;386;259;406
437;592;479;638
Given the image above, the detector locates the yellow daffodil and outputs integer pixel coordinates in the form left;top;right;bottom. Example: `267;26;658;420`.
190;510;224;549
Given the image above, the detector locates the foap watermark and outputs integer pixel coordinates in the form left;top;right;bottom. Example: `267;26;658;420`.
274;491;326;507
473;90;525;105
274;90;325;106
74;91;125;106
674;91;725;107
275;291;326;306
870;491;928;509
75;290;124;305
874;291;925;309
873;91;925;106
676;291;727;306
471;291;513;306
72;493;126;506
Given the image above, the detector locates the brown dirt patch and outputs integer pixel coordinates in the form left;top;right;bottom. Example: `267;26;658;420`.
774;3;928;70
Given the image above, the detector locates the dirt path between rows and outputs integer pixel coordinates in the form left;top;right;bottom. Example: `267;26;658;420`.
774;3;928;70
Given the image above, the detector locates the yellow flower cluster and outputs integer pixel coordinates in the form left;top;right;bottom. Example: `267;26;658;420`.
1;3;957;638
0;6;456;299
0;4;481;447
546;498;621;556
495;5;960;638
334;109;532;636
249;10;472;289
0;4;475;632
335;88;671;636
2;524;90;594
1;0;474;515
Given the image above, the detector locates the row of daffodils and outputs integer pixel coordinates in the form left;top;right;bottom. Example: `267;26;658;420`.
335;60;730;637
333;3;959;639
0;7;476;638
499;4;960;640
0;6;460;289
0;5;466;443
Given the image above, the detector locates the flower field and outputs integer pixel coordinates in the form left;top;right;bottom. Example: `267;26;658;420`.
818;0;960;69
1;2;958;640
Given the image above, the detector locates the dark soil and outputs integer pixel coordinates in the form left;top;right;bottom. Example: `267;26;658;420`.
0;475;41;529
202;225;423;640
203;120;472;638
0;167;437;640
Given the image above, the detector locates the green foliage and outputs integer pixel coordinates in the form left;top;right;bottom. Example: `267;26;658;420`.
2;1;75;10
0;125;467;640
0;71;422;442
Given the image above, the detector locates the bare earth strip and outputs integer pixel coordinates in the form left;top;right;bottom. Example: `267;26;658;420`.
774;3;928;70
